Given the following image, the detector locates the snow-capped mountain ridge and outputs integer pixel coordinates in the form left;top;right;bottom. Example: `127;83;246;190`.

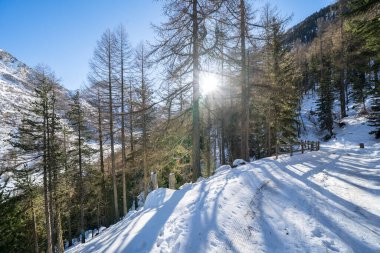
0;50;36;154
0;50;96;184
0;49;33;90
0;49;97;152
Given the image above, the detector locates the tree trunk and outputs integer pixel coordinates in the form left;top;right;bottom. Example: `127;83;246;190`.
67;209;72;247
267;115;271;157
43;101;53;253
47;111;55;251
31;200;39;253
213;130;217;173
220;43;226;165
206;100;212;177
220;119;226;164
55;206;64;252
107;31;119;221
240;0;249;161
129;83;135;161
97;201;101;229
120;30;128;216
63;127;73;247
192;0;201;181
339;0;347;118
96;88;108;226
78;113;85;244
141;45;149;199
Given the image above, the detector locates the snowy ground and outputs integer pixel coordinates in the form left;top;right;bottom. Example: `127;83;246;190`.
67;139;380;252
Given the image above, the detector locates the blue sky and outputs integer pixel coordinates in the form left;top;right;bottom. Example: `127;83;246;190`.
0;0;334;90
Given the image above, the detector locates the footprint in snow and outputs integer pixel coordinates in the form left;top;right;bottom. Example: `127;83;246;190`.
322;240;340;252
156;237;164;247
311;228;323;238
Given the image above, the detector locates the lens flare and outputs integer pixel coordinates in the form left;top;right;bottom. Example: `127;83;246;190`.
200;72;219;94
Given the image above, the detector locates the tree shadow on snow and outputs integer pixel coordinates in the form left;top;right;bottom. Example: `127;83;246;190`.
183;173;242;253
257;158;380;252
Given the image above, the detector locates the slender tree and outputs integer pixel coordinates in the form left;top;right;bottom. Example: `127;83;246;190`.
9;66;62;253
89;30;120;221
134;43;155;198
115;24;132;215
66;91;86;243
152;0;222;181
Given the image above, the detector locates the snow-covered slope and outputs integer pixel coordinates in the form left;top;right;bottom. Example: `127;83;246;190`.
0;49;35;154
0;49;93;152
67;109;380;252
0;49;97;191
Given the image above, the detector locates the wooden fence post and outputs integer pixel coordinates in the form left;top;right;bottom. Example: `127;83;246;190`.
169;173;176;189
275;143;279;159
151;171;158;190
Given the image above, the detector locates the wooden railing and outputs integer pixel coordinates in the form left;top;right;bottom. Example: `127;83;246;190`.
275;140;320;159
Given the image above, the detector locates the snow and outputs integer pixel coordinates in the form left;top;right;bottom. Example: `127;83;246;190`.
0;49;99;193
232;159;247;167
66;90;380;252
300;91;321;141
144;188;176;210
66;140;380;252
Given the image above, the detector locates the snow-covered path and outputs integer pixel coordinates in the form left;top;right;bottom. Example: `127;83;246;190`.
251;146;380;253
67;142;380;253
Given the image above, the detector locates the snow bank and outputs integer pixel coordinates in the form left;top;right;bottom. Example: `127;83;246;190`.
144;188;176;209
66;142;380;253
232;159;247;167
214;164;231;173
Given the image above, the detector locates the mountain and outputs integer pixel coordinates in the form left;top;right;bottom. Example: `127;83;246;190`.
0;49;37;154
0;49;75;153
0;49;97;192
285;2;339;45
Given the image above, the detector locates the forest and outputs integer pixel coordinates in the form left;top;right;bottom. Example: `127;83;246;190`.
0;0;379;252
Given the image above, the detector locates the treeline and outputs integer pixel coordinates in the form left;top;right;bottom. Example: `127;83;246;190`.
1;0;379;252
290;0;380;139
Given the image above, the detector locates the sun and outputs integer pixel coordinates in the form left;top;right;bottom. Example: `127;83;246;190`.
200;72;219;94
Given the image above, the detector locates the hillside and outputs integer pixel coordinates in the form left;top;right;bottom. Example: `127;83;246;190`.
0;49;35;154
285;2;338;44
66;96;380;252
0;49;97;192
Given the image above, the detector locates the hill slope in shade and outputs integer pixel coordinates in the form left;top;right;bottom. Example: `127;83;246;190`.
67;111;380;252
0;49;98;192
0;49;35;154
